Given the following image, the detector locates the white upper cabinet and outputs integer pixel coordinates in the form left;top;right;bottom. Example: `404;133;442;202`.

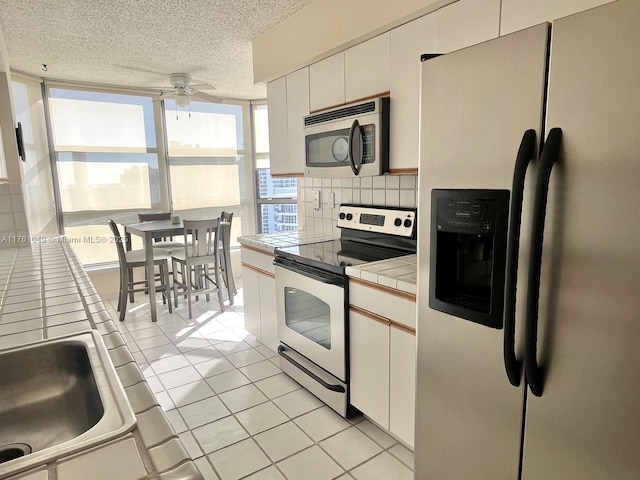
345;32;390;103
266;77;289;176
266;68;309;176
285;68;309;175
500;0;616;35
309;52;345;112
436;0;501;53
389;12;437;173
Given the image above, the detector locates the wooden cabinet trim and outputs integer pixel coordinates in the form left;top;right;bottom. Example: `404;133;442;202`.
241;262;275;279
241;245;276;257
309;91;391;114
350;305;391;326
350;305;416;335
390;321;416;336
349;277;416;302
388;167;419;175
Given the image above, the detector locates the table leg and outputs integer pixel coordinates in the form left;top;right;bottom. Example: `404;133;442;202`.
222;224;236;304
145;232;157;322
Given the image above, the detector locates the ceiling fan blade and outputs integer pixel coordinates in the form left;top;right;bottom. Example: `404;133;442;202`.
152;90;177;102
190;83;217;91
191;90;223;103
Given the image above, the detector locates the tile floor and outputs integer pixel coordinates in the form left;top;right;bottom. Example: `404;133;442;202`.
105;283;414;480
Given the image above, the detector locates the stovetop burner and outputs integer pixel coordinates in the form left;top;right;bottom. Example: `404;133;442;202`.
275;204;417;275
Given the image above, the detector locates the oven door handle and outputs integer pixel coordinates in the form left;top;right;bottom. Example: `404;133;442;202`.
278;345;346;393
274;257;345;287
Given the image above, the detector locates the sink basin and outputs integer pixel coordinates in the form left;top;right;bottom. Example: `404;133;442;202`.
0;330;137;478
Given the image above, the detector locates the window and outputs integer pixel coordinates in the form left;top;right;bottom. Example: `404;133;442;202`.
48;87;164;265
163;99;248;246
253;104;298;233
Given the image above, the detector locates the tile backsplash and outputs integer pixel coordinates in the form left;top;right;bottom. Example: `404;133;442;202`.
297;175;418;235
0;182;29;249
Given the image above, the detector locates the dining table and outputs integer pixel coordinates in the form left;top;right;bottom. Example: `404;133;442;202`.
124;217;236;322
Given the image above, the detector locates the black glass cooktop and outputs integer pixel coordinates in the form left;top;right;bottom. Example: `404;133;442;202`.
276;238;413;275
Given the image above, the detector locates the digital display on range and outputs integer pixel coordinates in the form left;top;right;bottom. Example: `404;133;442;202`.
360;213;385;226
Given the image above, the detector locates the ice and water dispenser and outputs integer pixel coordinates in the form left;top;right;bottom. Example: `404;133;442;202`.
429;190;510;328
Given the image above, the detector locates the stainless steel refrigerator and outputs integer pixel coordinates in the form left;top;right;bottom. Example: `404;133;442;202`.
416;1;640;478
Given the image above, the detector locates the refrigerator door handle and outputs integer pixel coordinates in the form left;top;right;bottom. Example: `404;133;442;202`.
504;129;537;387
348;119;364;176
524;127;563;397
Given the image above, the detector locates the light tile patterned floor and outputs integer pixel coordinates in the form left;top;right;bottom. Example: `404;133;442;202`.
105;283;414;480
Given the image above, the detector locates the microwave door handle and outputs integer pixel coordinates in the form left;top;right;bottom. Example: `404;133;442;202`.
503;129;537;387
524;127;563;397
348;119;364;176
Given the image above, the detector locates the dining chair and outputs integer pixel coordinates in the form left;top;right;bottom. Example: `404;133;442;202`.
137;212;185;251
108;219;172;321
219;211;237;304
171;219;225;319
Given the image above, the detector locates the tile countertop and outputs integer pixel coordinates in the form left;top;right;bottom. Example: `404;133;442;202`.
0;241;202;480
345;254;417;296
238;231;337;254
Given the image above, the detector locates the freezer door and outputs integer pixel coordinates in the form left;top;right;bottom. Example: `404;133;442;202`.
522;2;640;478
416;24;549;479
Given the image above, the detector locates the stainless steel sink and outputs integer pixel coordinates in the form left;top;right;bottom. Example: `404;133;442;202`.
0;330;137;478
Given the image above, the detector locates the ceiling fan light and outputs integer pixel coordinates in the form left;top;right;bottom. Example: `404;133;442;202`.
175;91;190;108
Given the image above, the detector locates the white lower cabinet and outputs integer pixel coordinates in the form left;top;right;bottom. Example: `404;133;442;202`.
241;247;278;353
349;280;416;448
350;310;390;429
390;324;416;447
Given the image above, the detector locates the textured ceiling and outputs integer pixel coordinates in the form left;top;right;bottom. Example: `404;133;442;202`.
0;0;316;99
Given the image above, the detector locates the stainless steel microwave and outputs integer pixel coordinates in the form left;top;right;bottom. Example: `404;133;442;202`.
303;97;389;178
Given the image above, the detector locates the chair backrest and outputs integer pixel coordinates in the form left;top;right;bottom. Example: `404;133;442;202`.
107;219;127;267
183;219;220;264
138;212;171;222
220;211;234;225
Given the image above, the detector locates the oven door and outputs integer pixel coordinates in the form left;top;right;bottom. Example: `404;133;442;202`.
275;259;346;381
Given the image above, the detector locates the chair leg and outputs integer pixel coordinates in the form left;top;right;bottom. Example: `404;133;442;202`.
118;268;128;322
186;263;193;319
164;260;172;314
172;259;179;308
204;265;211;302
159;263;167;305
128;267;135;303
214;261;225;313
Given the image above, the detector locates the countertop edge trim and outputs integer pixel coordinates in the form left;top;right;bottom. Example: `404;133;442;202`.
349;277;416;301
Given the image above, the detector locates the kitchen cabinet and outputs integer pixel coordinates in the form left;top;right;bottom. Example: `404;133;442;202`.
436;0;501;53
266;77;289;176
389;12;437;174
309;33;390;112
240;247;278;352
344;32;390;103
350;309;390;429
266;68;309;176
285;68;309;175
309;52;345;112
349;278;416;447
500;0;616;35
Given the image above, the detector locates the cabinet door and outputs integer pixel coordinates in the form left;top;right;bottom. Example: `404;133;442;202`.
390;325;416;448
436;0;501;53
266;77;289;175
241;266;262;341
349;310;390;429
258;272;278;353
500;0;616;35
309;52;345;112
389;12;437;173
286;68;309;175
345;32;390;103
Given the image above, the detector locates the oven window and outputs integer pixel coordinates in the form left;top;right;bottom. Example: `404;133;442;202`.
284;287;331;350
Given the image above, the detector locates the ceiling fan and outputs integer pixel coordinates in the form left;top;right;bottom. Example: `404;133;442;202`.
154;73;221;106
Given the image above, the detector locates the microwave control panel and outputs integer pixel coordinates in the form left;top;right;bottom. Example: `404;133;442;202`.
337;205;415;237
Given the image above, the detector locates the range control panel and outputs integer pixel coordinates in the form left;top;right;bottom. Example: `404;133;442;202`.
337;205;416;237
